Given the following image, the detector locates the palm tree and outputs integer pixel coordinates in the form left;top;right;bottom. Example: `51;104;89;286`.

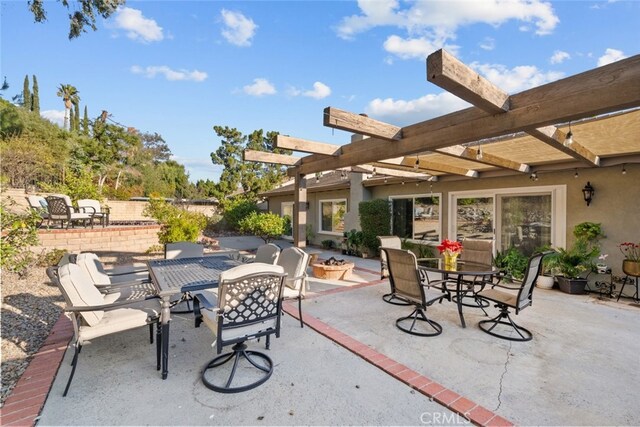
56;84;80;130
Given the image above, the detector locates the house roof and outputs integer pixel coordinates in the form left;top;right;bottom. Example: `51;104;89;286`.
259;170;350;197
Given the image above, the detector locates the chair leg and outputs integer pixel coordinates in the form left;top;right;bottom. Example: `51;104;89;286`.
201;342;274;393
149;324;154;344
298;296;303;328
156;322;162;371
617;276;629;301
395;308;442;337
478;305;532;342
382;292;412;306
63;344;81;397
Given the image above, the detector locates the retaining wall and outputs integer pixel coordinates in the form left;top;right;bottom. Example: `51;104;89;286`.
35;225;161;253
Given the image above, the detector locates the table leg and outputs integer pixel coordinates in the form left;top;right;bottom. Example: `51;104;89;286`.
456;276;466;328
161;296;171;379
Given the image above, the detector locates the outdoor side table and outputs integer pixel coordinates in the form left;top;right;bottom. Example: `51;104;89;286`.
585;268;615;298
417;258;498;328
147;255;241;379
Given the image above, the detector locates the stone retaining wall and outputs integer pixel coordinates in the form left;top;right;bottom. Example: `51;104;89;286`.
35;225;161;253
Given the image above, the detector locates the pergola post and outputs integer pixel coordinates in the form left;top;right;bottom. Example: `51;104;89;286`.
293;171;307;248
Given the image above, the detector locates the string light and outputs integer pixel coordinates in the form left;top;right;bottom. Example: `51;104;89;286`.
530;171;538;181
372;167;377;176
384;177;388;184
401;181;405;185
564;122;573;146
416;181;419;187
414;156;420;171
574;168;579;179
476;146;483;160
430;183;433;197
622;164;627;175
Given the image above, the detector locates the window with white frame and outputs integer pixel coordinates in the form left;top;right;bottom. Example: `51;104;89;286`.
319;199;346;234
390;194;441;242
281;202;294;237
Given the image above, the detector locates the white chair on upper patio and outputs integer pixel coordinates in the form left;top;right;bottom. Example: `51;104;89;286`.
77;199;110;227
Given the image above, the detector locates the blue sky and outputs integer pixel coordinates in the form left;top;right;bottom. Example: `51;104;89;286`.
1;0;638;182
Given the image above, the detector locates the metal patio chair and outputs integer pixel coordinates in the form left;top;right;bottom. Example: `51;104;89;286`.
276;247;311;328
45;196;93;229
77;199;110;227
377;235;411;306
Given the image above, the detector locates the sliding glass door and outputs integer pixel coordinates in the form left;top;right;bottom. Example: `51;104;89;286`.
498;194;552;256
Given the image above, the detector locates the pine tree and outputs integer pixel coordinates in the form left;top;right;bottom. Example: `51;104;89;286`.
22;75;31;110
69;105;75;131
73;102;80;131
82;105;89;135
31;75;40;114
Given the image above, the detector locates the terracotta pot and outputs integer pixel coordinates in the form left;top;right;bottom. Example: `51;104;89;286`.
622;260;640;277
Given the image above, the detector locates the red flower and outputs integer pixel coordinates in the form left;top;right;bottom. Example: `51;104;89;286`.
437;239;463;255
619;242;640;262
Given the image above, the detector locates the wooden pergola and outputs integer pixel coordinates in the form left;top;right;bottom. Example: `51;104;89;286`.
244;49;640;247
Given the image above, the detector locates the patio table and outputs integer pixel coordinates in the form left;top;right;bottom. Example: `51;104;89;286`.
147;255;241;379
418;258;498;328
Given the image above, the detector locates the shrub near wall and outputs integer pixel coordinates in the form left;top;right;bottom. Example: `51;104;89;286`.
359;199;391;255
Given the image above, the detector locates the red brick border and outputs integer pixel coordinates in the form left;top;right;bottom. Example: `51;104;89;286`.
0;314;73;427
282;302;514;427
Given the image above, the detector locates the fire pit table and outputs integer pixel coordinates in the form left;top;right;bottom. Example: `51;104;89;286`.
311;257;355;280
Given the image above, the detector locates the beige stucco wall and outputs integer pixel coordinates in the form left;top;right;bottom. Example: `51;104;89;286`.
267;163;640;278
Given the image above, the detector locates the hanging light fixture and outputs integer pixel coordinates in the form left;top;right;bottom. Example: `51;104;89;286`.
415;181;419;187
574;168;579;179
622;164;627;175
315;172;321;183
414;156;420;171
401;180;405;185
582;182;595;206
476;140;483;160
384;177;388;184
372;167;377;177
564;122;573;147
530;171;538;181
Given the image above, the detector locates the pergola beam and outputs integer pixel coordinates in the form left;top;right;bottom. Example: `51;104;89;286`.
296;54;640;175
402;156;479;177
357;164;437;180
427;49;600;166
436;146;530;173
243;149;301;166
276;135;341;156
323;107;402;140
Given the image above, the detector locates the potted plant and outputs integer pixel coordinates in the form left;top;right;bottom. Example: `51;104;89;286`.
550;222;603;294
535;245;556;289
619;241;640;276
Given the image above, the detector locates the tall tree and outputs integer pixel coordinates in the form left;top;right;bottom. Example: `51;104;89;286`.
0;77;8;95
22;75;31;111
73;102;80;131
56;84;79;130
31;75;40;114
140;132;172;162
82;106;89;135
28;0;127;39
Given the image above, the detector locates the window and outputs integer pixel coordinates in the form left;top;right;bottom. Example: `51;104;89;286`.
319;199;346;234
281;202;294;238
390;195;441;242
455;196;494;241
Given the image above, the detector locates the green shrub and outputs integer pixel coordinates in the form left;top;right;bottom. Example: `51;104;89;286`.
222;197;258;231
402;239;434;259
0;199;41;277
359;199;391;254
143;198;207;244
238;211;285;243
40;167;102;202
36;248;67;267
321;239;336;250
494;247;528;280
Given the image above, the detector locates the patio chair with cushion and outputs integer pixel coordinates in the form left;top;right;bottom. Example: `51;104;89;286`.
382;248;447;337
26;195;49;227
276;247;311;328
477;250;553;341
193;263;286;393
45;195;93;229
49;263;161;396
164;242;205;313
254;243;281;264
377;236;411;306
77;199;110;227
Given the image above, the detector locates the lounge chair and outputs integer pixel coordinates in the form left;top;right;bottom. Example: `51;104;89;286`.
77;199;110;227
45;196;93;229
25;195;49;227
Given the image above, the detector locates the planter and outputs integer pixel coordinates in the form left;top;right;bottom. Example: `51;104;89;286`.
536;275;555;289
622;260;640;277
311;262;354;280
557;276;587;294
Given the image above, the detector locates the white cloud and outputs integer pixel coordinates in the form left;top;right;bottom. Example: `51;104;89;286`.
114;7;164;43
470;62;564;93
130;65;207;82
336;0;559;60
221;9;257;47
479;37;495;51
597;48;627;66
243;78;276;96
365;92;470;126
383;35;460;60
41;110;65;127
550;50;570;64
303;82;332;99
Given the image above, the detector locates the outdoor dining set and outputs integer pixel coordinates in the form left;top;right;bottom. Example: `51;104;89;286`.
26;194;110;228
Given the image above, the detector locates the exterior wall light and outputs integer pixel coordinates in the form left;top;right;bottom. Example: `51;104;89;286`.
582;182;594;206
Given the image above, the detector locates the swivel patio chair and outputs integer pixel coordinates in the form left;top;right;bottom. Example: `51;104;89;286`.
26;195;49;227
377;236;411;306
477;251;553;341
50;263;161;396
45;196;93;229
276;247;311;328
77;199;110;227
193;263;286;393
455;238;494;312
382;248;447;337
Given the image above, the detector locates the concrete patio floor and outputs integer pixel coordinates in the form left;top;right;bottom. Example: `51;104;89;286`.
34;237;640;426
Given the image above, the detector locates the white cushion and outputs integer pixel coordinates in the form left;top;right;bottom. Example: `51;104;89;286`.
276;247;309;292
254;244;280;264
58;264;106;327
78;299;160;343
77;253;111;286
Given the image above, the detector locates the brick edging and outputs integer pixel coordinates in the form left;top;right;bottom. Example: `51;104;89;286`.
0;314;73;427
282;302;514;427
